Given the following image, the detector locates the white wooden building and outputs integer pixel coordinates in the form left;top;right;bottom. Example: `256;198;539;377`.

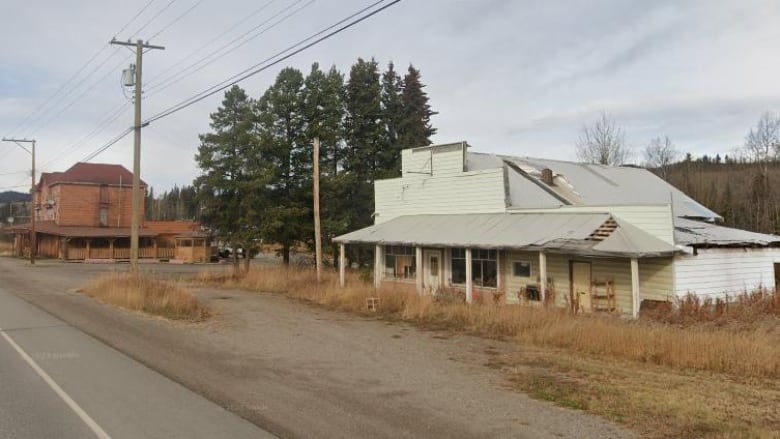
334;142;780;317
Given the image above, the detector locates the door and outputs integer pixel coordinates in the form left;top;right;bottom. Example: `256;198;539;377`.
775;263;780;292
571;261;592;313
424;250;442;294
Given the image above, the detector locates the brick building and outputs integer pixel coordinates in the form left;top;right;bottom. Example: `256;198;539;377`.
9;162;208;262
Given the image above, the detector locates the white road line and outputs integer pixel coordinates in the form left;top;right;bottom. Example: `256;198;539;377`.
0;328;112;439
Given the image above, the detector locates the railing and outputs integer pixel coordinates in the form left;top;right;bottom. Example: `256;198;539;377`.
157;247;175;258
89;248;112;259
67;247;86;260
139;247;155;258
114;248;130;259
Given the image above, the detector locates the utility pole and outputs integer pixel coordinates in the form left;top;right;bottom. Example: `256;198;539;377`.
110;38;164;272
313;137;322;282
2;138;36;264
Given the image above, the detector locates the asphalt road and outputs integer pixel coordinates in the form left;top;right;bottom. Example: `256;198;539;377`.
0;284;275;439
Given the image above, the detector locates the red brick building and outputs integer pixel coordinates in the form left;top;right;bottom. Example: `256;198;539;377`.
9;163;207;262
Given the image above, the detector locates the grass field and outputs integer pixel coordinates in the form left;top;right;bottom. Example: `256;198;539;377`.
199;265;780;438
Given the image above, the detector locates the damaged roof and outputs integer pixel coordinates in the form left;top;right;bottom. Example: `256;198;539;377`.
335;212;678;258
674;217;780;247
466;152;720;220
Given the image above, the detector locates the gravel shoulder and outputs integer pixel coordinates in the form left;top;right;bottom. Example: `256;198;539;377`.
0;258;633;438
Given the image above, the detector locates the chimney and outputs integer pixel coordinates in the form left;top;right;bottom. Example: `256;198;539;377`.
541;168;554;186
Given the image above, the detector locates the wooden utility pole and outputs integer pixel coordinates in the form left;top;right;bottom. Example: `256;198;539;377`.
313;137;322;282
110;38;164;271
2;138;36;264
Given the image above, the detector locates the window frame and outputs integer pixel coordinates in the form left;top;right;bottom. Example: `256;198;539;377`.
383;246;416;281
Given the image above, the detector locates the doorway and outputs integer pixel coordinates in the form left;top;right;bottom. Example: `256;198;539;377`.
424;250;442;294
571;261;592;313
775;263;780;292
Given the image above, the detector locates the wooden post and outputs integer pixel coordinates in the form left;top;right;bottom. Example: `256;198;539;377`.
339;242;346;288
539;252;548;303
313;137;322;282
630;258;640;318
465;248;473;303
374;245;382;289
86;239;91;259
415;246;423;294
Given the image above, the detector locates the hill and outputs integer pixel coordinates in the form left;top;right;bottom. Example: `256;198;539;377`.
0;191;30;204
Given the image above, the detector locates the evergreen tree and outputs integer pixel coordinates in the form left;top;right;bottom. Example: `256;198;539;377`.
380;62;404;175
398;64;437;150
194;85;257;272
303;63;344;178
254;67;310;264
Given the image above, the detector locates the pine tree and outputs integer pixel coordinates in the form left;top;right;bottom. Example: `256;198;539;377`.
254;67;310;264
398;64;437;150
194;85;257;272
380;62;404;176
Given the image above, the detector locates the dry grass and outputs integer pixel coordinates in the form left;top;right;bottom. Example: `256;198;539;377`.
199;265;780;438
82;272;210;321
199;265;780;379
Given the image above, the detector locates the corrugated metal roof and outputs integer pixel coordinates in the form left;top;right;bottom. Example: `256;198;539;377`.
467;152;721;220
674;218;780;247
334;213;678;257
8;221;156;238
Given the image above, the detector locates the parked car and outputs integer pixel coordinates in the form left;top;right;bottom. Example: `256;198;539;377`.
219;245;246;259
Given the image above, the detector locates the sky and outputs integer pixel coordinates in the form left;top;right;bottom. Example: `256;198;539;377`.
2;0;780;193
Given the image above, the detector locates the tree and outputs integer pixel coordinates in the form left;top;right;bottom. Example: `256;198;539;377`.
380;62;404;174
253;67;310;265
745;111;780;164
194;85;257;272
575;112;630;166
643;136;678;180
398;64;437;151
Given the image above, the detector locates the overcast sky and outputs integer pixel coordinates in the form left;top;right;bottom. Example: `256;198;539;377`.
2;0;780;193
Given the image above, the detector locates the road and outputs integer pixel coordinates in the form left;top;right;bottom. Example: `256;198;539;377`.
0;283;274;439
0;258;632;438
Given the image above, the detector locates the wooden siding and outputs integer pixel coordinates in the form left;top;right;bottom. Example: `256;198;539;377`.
511;204;675;244
504;251;540;304
674;248;780;297
638;258;675;301
375;168;507;224
401;143;465;177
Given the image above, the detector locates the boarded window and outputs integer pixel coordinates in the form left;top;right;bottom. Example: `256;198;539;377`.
99;207;108;227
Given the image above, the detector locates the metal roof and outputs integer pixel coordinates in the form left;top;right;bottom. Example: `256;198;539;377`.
674;217;780;247
334;213;678;258
467;152;721;220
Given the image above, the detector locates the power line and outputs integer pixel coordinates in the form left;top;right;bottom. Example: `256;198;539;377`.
146;0;312;95
81;127;134;162
144;0;276;86
148;0;206;41
114;0;159;38
131;0;178;38
146;0;401;125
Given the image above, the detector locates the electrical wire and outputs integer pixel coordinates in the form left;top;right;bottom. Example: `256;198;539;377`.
81;127;134;162
115;0;159;38
145;0;312;95
146;0;400;125
130;0;178;38
144;0;276;86
147;0;206;41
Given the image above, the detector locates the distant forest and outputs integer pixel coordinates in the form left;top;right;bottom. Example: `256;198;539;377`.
0;191;30;204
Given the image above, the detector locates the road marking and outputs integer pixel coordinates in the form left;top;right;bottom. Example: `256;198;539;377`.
0;328;112;439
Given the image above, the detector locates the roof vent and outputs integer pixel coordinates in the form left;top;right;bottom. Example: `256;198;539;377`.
541;168;554;186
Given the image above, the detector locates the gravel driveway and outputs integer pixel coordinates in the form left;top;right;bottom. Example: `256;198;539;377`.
0;258;632;438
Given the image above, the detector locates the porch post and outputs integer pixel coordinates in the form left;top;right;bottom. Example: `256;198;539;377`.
374;245;382;289
465;248;473;303
630;257;640;318
109;239;115;259
153;239;158;258
339;243;346;288
86;239;91;259
539;252;548;303
496;250;502;293
415;246;423;294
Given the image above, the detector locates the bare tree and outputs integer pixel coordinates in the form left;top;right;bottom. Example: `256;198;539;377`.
643;136;678;180
575;112;630;166
745;111;780;164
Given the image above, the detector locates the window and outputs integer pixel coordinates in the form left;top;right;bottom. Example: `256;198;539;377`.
384;246;416;280
513;261;532;278
99;207;108;227
451;248;497;288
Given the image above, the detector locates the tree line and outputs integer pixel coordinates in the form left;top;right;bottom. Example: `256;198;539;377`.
575;111;780;234
191;58;435;268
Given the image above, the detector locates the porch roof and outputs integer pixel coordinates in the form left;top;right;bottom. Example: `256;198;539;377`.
8;221;156;238
334;213;678;258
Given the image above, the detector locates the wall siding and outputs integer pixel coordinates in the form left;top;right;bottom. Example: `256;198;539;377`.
674;248;780;297
638;258;675;301
54;184;139;227
375;169;507;224
402;143;465;177
511;204;675;244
